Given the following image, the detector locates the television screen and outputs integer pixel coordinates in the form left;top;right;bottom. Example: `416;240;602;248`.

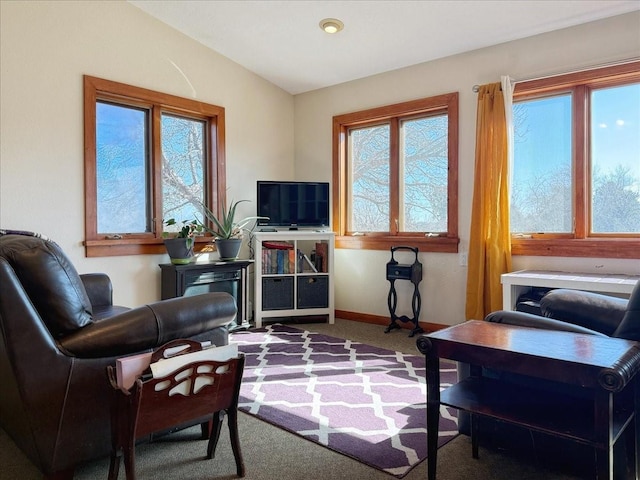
257;181;330;228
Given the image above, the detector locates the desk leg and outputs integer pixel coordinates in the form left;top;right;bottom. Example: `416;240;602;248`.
426;349;440;480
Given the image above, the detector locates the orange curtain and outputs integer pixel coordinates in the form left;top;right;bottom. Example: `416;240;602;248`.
465;82;512;320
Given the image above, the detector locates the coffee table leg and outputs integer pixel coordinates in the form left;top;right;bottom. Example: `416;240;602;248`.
426;349;440;480
470;364;481;459
594;390;613;479
635;378;639;478
471;414;479;459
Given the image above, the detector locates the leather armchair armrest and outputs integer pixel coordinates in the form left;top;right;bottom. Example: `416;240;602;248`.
59;292;237;358
80;273;113;308
485;310;608;337
540;289;627;336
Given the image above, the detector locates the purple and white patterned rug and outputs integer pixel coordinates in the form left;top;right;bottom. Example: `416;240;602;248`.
231;324;458;478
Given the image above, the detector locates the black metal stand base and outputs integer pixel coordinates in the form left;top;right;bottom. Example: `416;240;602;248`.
384;322;401;333
384;318;424;337
385;246;423;338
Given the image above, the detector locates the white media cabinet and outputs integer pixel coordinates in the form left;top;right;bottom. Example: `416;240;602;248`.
501;269;640;311
253;231;335;328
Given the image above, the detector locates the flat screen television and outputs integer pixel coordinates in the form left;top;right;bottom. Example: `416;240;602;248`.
257;181;330;229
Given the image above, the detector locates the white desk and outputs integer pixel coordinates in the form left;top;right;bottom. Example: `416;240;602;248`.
501;270;640;310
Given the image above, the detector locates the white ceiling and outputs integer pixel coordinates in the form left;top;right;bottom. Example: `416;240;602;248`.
129;0;640;95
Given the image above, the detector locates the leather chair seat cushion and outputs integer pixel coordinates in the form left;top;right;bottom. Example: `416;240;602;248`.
0;235;93;337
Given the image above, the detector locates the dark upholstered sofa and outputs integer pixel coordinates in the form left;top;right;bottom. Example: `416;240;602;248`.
0;232;237;479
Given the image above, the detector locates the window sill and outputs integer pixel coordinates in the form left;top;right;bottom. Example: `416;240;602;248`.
511;238;640;259
336;235;459;253
84;237;214;257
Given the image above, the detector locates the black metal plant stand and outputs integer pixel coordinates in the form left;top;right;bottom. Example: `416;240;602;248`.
384;246;424;337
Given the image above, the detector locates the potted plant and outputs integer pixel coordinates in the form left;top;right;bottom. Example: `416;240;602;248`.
199;199;267;261
162;218;203;264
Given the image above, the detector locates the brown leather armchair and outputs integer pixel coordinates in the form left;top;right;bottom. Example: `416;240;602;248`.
485;280;640;341
0;231;237;479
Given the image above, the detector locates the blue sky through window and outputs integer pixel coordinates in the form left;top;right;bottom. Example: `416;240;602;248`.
512;82;640;234
96;102;148;233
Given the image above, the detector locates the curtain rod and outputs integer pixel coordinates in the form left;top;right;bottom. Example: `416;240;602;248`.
471;57;640;92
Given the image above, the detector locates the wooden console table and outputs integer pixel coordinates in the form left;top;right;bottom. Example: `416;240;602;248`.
417;321;640;480
501;270;640;310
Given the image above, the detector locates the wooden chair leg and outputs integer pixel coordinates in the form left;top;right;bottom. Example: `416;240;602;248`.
207;411;224;459
201;419;213;439
108;450;121;480
44;468;74;480
123;441;137;480
227;408;245;477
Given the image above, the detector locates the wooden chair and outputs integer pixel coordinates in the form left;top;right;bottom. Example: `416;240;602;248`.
107;340;245;479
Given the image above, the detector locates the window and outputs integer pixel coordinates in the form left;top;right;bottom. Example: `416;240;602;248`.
511;62;640;258
333;93;459;252
84;76;226;257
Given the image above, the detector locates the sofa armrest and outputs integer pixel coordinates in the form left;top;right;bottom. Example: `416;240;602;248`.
80;273;113;308
59;292;237;358
485;310;608;337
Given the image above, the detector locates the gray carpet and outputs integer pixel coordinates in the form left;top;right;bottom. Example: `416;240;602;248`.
1;319;588;480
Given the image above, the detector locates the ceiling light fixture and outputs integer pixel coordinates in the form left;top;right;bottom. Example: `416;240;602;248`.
319;18;344;34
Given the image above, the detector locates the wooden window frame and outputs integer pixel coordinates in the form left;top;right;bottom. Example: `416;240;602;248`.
332;93;459;252
511;62;640;259
83;75;226;257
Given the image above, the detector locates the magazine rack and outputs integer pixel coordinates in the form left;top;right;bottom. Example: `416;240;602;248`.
107;339;245;479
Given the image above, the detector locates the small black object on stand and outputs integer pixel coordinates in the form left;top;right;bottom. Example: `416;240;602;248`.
384;246;424;337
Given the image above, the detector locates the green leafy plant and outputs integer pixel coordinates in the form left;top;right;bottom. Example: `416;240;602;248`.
163;218;203;247
199;199;267;239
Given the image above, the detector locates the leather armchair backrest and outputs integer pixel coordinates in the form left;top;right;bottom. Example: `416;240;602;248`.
0;233;93;337
613;280;640;341
540;288;626;336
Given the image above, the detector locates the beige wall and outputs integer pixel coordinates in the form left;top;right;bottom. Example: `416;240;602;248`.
294;12;640;326
1;2;638;324
0;1;294;306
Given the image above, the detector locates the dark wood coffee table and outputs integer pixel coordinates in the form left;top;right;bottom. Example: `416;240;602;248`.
417;320;640;480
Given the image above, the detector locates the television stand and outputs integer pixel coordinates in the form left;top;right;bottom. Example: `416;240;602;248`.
253;231;334;328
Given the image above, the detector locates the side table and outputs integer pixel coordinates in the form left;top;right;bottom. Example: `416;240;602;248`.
384;246;424;337
417;320;640;480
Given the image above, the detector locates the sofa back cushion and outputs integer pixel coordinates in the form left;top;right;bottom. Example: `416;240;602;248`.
0;233;93;337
